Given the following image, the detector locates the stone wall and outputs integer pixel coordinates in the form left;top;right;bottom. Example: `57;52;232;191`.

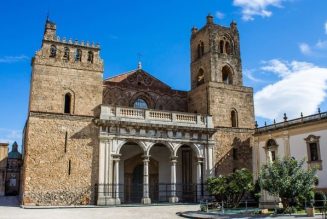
22;114;99;205
213;128;253;175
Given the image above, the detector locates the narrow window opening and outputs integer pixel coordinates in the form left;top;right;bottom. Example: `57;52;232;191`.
64;93;72;114
201;41;205;56
231;110;238;127
197;68;205;86
219;40;224;53
64;131;68;153
309;143;318;161
68;160;71;175
50;45;57;58
75;49;82;62
87;51;94;63
197;44;201;59
63;47;70;61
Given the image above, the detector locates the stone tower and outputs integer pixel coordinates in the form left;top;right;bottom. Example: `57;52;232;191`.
188;15;255;175
21;19;103;205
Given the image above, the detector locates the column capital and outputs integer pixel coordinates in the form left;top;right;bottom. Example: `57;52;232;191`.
142;155;150;162
112;154;121;161
197;157;204;163
170;156;178;163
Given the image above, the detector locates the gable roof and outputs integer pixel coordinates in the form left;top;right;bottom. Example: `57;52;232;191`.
104;69;173;90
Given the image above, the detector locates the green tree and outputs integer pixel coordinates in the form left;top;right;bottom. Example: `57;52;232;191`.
259;157;317;209
207;168;254;207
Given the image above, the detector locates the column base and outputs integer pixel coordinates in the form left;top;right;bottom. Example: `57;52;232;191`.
169;196;179;203
141;197;151;205
97;196;121;206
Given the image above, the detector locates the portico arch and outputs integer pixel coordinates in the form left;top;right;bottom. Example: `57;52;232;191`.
116;140;147;155
173;143;202;158
146;141;174;156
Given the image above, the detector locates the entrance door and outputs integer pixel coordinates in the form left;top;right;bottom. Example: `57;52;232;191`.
131;164;143;203
182;148;194;201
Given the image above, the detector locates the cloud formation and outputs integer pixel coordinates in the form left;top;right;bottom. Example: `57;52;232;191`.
325;21;327;35
0;55;28;64
299;43;312;55
215;11;225;19
254;59;327;121
233;0;284;21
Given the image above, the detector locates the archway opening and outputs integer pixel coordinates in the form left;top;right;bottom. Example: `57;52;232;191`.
176;144;199;202
148;143;172;202
222;65;233;85
196;68;205;86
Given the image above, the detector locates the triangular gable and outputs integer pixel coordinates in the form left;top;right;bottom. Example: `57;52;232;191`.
104;69;172;91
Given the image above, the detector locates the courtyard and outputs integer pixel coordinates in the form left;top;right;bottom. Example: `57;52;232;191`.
0;202;325;219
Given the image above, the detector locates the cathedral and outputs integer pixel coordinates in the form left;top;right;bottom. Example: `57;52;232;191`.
21;15;255;206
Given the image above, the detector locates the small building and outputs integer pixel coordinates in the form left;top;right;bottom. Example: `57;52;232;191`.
5;142;22;196
0;143;9;196
253;111;327;208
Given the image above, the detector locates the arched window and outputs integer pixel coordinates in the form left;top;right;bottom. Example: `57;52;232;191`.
134;98;148;109
63;47;70;60
231;109;238;127
222;65;233;85
197;68;205;86
225;41;231;55
87;51;94;63
50;45;57;58
219;40;224;53
75;49;82;62
64;93;72;114
266;139;278;162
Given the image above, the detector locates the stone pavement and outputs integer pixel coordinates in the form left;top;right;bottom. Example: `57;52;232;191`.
0;203;325;219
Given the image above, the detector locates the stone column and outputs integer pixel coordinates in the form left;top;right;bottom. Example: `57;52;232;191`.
169;156;178;203
97;139;106;205
113;155;121;204
196;158;204;200
141;155;151;204
207;144;214;178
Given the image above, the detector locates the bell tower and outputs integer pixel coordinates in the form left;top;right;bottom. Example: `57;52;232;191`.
188;15;255;175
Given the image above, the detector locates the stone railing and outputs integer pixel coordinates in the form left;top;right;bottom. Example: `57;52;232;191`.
100;105;213;128
256;111;327;133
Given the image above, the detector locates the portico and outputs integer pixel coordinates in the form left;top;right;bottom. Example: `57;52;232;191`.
95;106;215;205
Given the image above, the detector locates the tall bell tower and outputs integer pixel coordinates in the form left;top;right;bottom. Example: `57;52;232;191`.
188;15;255;175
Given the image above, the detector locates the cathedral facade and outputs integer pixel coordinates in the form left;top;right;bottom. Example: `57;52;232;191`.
21;15;254;206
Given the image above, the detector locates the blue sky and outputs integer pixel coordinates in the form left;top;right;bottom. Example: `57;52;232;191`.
1;0;327;149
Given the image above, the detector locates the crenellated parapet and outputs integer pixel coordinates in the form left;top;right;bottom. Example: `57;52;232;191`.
33;19;103;72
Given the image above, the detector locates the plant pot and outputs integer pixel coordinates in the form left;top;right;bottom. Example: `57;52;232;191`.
306;207;315;217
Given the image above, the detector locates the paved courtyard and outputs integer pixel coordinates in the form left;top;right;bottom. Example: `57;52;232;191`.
0;203;326;219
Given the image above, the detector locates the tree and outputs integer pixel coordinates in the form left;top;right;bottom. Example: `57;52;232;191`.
207;168;254;207
259;157;317;209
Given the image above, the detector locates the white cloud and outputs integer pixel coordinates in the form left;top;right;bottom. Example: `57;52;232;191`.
0;128;22;145
261;59;291;77
244;69;265;82
215;11;225;19
233;0;284;21
316;40;327;49
299;43;312;55
255;60;327;121
325;21;327;35
0;55;28;64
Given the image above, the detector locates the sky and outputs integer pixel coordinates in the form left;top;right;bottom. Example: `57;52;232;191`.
0;0;327;149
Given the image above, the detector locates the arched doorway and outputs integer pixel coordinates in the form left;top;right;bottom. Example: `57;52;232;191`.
122;151;159;203
176;144;199;202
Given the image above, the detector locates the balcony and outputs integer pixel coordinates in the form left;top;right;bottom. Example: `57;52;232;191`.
99;105;213;129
